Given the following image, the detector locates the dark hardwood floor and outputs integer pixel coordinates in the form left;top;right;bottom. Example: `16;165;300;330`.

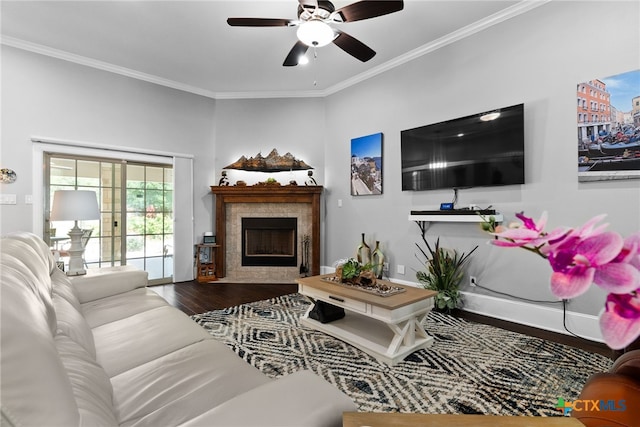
150;280;298;316
151;280;614;360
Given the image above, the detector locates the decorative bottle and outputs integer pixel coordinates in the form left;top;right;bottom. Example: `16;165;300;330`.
371;241;385;279
356;233;371;265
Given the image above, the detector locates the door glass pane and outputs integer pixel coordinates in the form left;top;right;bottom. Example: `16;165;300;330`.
145;235;163;257
50;158;76;185
77;160;100;187
127;212;145;235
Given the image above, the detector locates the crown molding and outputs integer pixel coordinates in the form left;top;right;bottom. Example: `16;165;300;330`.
323;0;551;96
214;89;326;100
1;36;219;99
1;0;549;100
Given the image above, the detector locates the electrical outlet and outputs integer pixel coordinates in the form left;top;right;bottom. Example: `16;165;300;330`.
397;264;405;275
470;276;477;287
383;262;389;273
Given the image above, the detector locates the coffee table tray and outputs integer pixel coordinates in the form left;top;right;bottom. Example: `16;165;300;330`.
321;276;406;297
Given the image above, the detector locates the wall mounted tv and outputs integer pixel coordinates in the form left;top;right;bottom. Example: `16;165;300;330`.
401;103;525;192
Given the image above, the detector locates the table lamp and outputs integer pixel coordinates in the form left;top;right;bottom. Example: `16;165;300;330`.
50;190;100;276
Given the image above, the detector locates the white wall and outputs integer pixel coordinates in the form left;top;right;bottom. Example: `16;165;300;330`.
212;98;326;187
0;46;217;278
322;0;640;324
0;45;215;241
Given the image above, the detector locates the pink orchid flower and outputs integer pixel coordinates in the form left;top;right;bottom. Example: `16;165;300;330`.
548;231;640;299
599;291;640;349
622;232;640;271
490;212;566;248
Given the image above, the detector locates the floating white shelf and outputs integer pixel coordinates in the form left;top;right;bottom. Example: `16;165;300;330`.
408;212;503;223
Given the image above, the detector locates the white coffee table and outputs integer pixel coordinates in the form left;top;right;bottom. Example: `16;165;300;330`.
297;274;437;365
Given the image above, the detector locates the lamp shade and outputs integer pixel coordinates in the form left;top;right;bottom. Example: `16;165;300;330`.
50;190;100;221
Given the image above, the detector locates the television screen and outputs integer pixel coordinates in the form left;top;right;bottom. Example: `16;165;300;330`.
401;103;525;191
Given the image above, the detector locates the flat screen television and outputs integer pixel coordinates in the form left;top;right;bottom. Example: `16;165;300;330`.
401;103;525;191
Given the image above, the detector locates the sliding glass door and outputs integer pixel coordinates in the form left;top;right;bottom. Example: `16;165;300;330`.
45;154;173;284
125;164;173;281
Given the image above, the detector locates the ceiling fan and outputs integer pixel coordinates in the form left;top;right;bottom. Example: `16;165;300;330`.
227;0;404;66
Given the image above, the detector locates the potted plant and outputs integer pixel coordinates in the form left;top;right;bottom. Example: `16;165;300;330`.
336;258;376;286
416;237;478;312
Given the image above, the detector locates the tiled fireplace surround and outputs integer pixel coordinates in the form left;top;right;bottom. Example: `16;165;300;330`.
210;186;322;282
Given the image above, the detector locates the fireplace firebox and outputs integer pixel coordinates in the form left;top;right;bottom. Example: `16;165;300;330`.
241;217;297;267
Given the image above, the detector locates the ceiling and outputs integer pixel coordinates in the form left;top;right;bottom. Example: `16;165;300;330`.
0;1;545;99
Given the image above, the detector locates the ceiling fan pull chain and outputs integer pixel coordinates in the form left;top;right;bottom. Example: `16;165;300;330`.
313;46;319;87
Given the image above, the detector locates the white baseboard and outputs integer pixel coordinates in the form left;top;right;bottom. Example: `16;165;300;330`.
459;291;603;343
320;266;603;343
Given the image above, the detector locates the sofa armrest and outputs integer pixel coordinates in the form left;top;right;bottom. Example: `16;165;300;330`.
71;266;148;303
179;370;356;427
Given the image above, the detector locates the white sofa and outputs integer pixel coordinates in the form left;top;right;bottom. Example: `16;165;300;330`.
0;232;356;426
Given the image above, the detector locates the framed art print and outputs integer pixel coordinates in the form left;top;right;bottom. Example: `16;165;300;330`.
577;69;640;182
351;132;383;195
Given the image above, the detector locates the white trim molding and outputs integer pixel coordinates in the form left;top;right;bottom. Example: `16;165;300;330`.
460;291;603;343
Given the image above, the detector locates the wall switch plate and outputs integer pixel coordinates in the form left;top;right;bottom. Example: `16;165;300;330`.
0;194;17;205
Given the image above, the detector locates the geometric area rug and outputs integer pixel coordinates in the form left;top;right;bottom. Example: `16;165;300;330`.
191;293;612;416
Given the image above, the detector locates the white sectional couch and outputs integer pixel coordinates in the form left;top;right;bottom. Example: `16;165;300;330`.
0;232;356;426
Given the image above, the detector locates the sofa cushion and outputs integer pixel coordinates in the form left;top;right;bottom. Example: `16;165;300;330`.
92;306;213;377
1;264;80;427
52;267;82;311
0;239;57;334
5;231;57;275
111;340;271;427
55;334;119;426
180;370;357;427
82;287;169;328
73;265;148;303
54;293;97;359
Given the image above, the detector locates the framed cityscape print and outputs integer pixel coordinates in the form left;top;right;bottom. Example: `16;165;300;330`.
351;132;383;195
577;69;640;182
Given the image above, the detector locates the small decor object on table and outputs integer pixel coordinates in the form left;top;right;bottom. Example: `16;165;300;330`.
306;170;317;186
484;212;640;349
256;177;280;186
371;241;385;279
328;258;405;297
217;171;229;186
356;233;371;265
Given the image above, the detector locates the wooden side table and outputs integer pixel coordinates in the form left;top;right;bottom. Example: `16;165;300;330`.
195;244;219;283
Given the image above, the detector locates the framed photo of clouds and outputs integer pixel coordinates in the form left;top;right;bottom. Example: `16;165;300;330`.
577;69;640;182
351;132;383;196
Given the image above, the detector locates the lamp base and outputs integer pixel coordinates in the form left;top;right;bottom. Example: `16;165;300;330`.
65;223;87;276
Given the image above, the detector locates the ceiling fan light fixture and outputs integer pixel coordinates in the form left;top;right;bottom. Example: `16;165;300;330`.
296;20;335;47
480;111;501;122
298;55;309;65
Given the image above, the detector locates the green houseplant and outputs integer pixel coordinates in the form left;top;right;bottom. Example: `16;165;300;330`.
416;237;478;312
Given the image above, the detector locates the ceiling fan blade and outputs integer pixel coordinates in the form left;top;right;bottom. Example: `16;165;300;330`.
283;41;309;67
334;0;403;22
332;31;376;62
227;18;292;27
